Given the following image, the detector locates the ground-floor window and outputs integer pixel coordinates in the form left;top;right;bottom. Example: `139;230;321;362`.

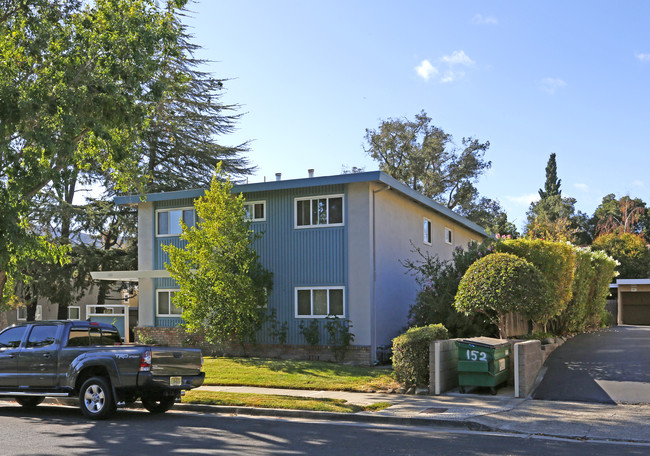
157;289;182;316
295;286;345;318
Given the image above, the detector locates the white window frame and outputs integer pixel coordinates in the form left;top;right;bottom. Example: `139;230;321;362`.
244;200;266;222
424;218;432;245
17;307;26;321
68;306;81;320
156;289;182;317
445;227;453;245
294;286;345;318
155;207;196;237
294;195;344;229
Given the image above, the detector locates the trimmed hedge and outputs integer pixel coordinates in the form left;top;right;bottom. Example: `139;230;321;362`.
392;324;449;387
497;239;576;327
556;247;594;333
586;250;618;329
454;253;548;337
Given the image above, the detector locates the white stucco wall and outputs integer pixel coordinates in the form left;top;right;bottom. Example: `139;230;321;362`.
346;183;373;348
372;185;484;347
138;202;155;326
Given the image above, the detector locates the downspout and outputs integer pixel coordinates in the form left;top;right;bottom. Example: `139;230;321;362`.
371;184;391;364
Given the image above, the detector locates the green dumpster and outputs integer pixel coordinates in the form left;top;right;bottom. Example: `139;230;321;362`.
456;337;510;395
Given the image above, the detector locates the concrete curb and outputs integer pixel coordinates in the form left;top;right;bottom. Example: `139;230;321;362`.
171;402;498;432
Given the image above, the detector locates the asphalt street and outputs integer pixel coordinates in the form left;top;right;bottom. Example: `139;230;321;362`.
0;403;648;456
533;325;650;404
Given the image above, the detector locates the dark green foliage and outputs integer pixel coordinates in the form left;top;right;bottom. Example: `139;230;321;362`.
364;110;491;211
497;239;575;327
392;324;449;386
267;309;289;345
325;316;355;362
538;153;562;199
404;240;496;338
299;320;321;347
455;253;548;337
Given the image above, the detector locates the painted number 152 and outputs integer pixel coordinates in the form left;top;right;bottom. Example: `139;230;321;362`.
466;349;487;362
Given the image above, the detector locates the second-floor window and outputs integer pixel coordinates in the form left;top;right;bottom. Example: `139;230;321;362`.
244;201;266;221
295;195;343;228
157;208;195;236
424;218;432;245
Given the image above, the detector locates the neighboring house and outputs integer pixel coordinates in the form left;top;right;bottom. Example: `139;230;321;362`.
92;171;487;363
1;285;139;341
612;279;650;325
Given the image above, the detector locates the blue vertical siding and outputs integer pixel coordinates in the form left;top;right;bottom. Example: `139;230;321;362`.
245;185;347;344
150;186;348;346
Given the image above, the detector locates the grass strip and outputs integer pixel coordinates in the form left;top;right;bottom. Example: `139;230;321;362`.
183;391;391;414
202;357;398;392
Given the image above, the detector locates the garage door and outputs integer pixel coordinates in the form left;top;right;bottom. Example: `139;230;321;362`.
621;292;650;325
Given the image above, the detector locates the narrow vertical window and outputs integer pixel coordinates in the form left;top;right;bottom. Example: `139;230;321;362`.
424;218;432;245
445;228;453;245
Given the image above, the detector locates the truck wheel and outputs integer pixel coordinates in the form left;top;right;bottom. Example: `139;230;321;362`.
15;397;45;409
142;395;176;414
79;377;114;420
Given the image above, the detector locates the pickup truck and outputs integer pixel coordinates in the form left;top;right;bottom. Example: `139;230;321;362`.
0;320;204;419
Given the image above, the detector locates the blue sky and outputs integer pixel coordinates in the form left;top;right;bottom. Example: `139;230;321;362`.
183;1;650;230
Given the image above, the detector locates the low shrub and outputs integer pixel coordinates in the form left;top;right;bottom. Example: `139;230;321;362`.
392;324;449;387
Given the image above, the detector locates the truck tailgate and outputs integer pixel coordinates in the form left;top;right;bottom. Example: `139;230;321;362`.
150;347;202;376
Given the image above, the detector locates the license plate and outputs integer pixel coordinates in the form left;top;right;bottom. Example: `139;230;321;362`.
170;376;182;386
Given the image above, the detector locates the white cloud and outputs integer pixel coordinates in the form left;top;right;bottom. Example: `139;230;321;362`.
632;179;645;187
506;193;540;206
574;183;590;192
415;50;475;84
472;14;498;25
441;50;475;66
636;53;650;61
541;77;567;94
415;59;438;81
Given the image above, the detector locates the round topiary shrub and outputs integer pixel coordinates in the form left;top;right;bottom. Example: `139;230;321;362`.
454;252;548;338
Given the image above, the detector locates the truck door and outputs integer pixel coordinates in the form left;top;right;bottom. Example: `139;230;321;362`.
0;326;28;387
17;324;60;388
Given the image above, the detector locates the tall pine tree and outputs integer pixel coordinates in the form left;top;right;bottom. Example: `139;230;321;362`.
538;153;562;199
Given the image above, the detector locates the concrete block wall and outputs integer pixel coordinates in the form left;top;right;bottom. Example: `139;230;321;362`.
429;339;460;395
514;340;543;398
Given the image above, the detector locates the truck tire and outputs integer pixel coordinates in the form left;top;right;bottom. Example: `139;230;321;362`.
79;376;114;420
15;397;45;409
142;395;176;414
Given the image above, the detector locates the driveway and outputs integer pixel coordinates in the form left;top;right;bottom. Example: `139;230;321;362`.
533;325;650;404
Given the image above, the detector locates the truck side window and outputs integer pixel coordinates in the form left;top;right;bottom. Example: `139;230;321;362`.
102;330;122;345
0;326;27;349
26;325;57;348
67;329;90;347
89;328;102;345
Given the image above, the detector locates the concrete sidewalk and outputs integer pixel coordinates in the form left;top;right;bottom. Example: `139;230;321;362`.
182;385;650;444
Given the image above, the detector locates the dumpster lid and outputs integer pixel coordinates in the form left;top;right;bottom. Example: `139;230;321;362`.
458;337;510;349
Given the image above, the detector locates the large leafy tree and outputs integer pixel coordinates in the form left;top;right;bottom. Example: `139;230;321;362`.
592;233;650;279
164;170;272;345
590;194;648;240
0;0;187;303
364;111;491;211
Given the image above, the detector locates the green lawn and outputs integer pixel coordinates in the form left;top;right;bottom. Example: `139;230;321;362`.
202;357;398;392
184;390;392;413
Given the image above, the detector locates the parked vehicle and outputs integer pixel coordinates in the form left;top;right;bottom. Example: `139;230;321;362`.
0;320;204;419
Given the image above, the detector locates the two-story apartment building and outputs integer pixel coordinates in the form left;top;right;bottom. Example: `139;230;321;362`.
92;171;487;364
